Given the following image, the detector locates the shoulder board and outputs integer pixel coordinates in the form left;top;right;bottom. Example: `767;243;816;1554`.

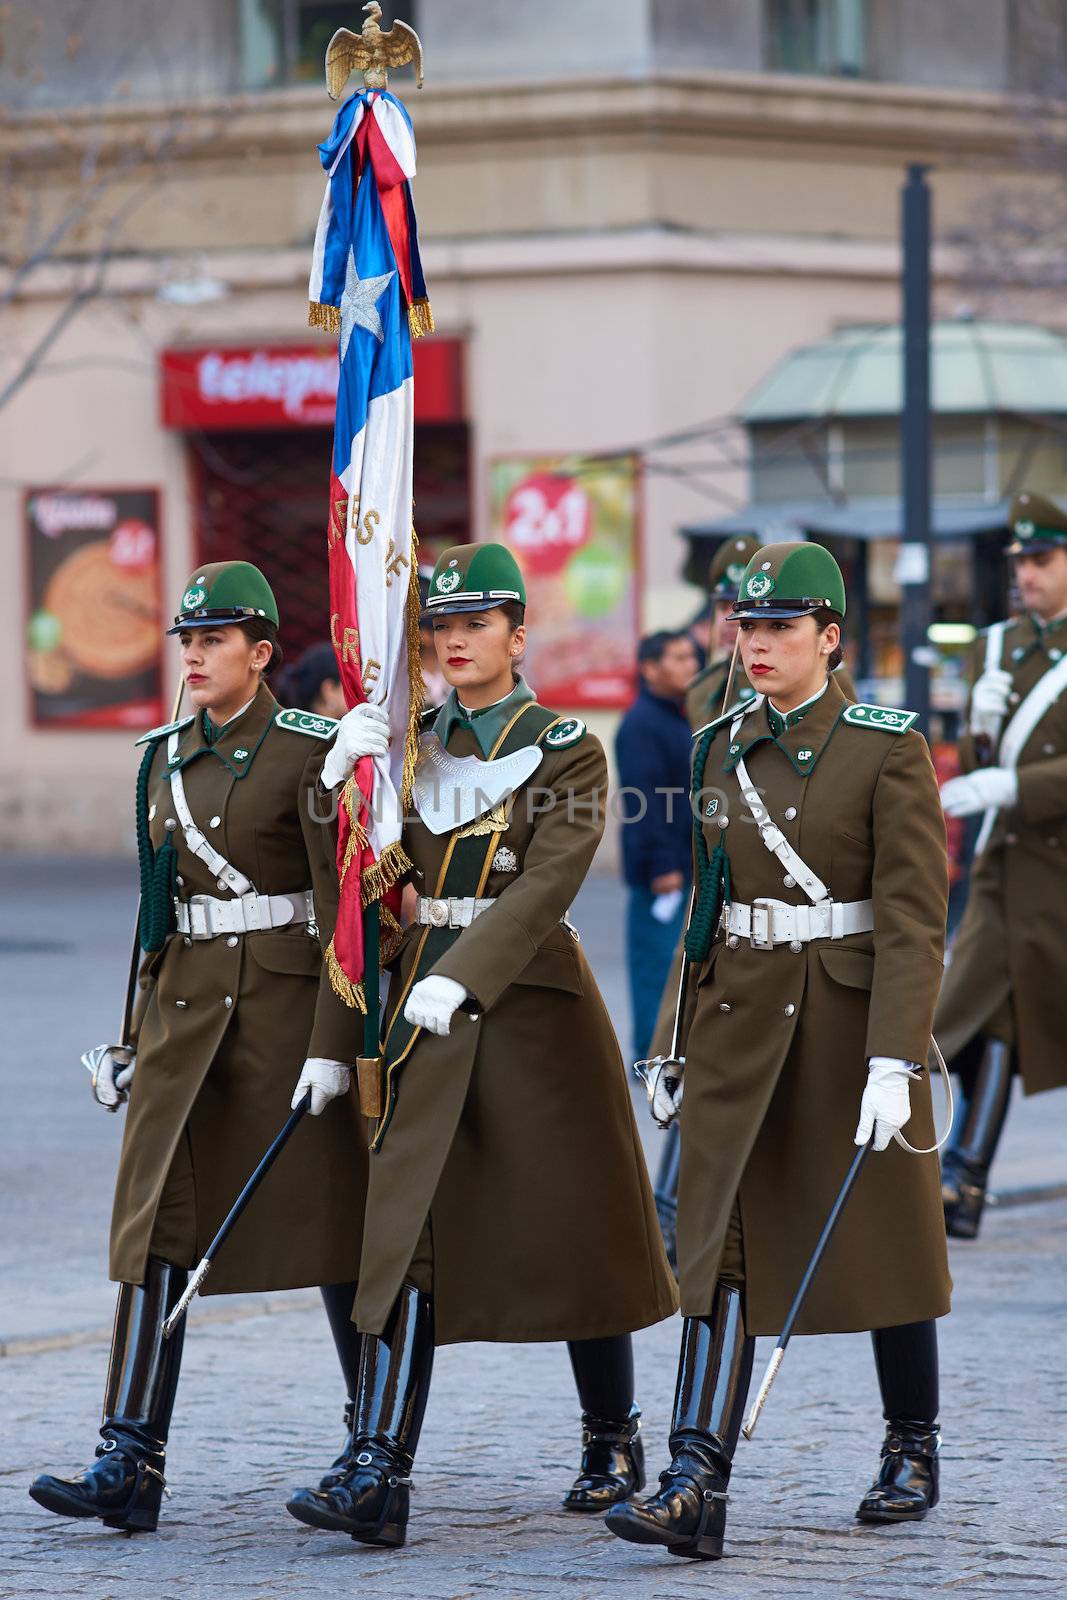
691;696;758;741
537;714;587;751
274;709;339;740
134;713;194;747
841;703;918;735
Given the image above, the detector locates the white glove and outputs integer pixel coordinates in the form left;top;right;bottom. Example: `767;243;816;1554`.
640;1056;685;1128
651;889;685;925
404;975;469;1037
854;1057;920;1152
969;668;1012;739
82;1044;136;1111
292;1057;352;1116
940;767;1018;818
320;703;390;790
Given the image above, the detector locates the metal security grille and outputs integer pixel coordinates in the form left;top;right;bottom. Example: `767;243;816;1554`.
189;424;470;663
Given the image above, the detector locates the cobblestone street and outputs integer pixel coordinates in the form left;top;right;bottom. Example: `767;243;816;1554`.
2;859;1066;1599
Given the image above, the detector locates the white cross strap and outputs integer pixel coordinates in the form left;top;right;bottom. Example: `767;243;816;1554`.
730;709;830;905
167;730;254;897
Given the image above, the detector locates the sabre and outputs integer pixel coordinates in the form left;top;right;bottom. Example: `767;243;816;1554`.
742;1139;873;1440
162;1091;312;1338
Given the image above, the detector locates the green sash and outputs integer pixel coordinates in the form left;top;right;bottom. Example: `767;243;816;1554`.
371;700;564;1151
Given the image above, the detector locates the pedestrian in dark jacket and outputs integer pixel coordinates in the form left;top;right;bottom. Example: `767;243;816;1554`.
615;630;697;1060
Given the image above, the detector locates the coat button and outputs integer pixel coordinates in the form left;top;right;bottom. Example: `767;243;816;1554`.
719;1002;732;1013
176;875;184;888
790;939;803;953
717;815;730;829
1044;744;1056;755
784;806;797;820
1009;692;1020;704
784;1003;796;1016
165;818;177;832
183;936;192;947
1005;833;1018;845
175;999;188;1008
210;815;221;828
224;995;233;1008
227;934;239;946
1048;838;1059;849
727;935;739;949
783;874;796;888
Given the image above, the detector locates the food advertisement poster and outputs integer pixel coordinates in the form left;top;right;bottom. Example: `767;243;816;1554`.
489;454;640;709
25;488;163;729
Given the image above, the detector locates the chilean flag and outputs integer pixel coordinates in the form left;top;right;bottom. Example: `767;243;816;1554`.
309;89;431;1009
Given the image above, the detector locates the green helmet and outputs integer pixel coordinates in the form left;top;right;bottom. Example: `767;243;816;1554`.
424;542;526;618
1007;491;1067;556
732;541;846;620
708;535;760;600
167;560;279;635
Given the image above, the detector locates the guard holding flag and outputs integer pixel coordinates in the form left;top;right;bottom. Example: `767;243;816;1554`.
286;543;678;1549
607;542;951;1563
29;562;373;1533
936;491;1067;1236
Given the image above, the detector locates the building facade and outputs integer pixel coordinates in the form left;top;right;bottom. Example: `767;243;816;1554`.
3;0;1066;847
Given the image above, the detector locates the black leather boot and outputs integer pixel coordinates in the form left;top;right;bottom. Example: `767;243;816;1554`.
29;1257;187;1532
605;1282;753;1561
653;1122;681;1270
856;1422;940;1522
564;1334;644;1510
318;1281;363;1490
286;1282;433;1547
943;1039;1012;1239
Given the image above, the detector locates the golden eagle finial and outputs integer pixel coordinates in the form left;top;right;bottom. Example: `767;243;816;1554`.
325;3;425;99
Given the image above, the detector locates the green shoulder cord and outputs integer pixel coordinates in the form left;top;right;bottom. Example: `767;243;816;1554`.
684;722;732;963
135;740;177;953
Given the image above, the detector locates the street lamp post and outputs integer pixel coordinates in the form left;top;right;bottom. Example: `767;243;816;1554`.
899;164;933;732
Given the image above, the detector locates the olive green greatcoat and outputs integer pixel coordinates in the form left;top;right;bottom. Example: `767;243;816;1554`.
677;676;952;1335
110;682;367;1293
354;707;678;1346
936;616;1067;1095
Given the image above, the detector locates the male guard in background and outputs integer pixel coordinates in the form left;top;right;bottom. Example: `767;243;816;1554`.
937;492;1067;1237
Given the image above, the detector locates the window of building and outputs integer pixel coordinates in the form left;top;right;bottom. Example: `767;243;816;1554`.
765;0;866;78
238;0;417;90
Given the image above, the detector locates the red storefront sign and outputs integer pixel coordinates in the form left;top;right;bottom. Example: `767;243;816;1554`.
160;339;464;429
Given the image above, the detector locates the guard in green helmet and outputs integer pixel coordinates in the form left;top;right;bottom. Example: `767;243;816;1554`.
30;560;380;1534
288;541;677;1549
685;536;761;728
608;541;952;1562
936;490;1067;1235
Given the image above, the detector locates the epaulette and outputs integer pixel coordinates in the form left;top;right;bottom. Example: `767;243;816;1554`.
134;713;194;747
691;697;758;741
275;708;339;740
841;703;918;735
537;714;587;751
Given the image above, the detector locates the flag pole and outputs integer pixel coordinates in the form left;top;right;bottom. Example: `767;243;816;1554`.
362;898;381;1056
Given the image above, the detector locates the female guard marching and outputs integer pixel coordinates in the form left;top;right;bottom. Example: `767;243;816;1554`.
30;561;378;1532
607;542;952;1562
286;542;678;1548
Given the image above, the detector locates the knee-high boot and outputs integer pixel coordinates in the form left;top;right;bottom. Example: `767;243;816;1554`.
942;1038;1012;1239
563;1334;644;1511
317;1281;364;1489
653;1122;681;1270
286;1282;434;1548
605;1282;754;1561
857;1320;940;1523
29;1257;188;1533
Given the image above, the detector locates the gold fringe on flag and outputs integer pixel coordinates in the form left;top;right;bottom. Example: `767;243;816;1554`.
309;301;341;333
407;298;435;340
360;837;412;908
324;941;367;1013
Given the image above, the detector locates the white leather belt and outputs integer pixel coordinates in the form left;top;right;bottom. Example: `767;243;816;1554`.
721;897;874;949
415;895;494;929
174;890;316;940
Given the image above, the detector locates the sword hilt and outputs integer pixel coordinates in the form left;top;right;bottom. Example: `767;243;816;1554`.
162;1255;213;1339
742;1344;784;1441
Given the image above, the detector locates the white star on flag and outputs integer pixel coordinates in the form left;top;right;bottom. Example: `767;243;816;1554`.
338;250;395;362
